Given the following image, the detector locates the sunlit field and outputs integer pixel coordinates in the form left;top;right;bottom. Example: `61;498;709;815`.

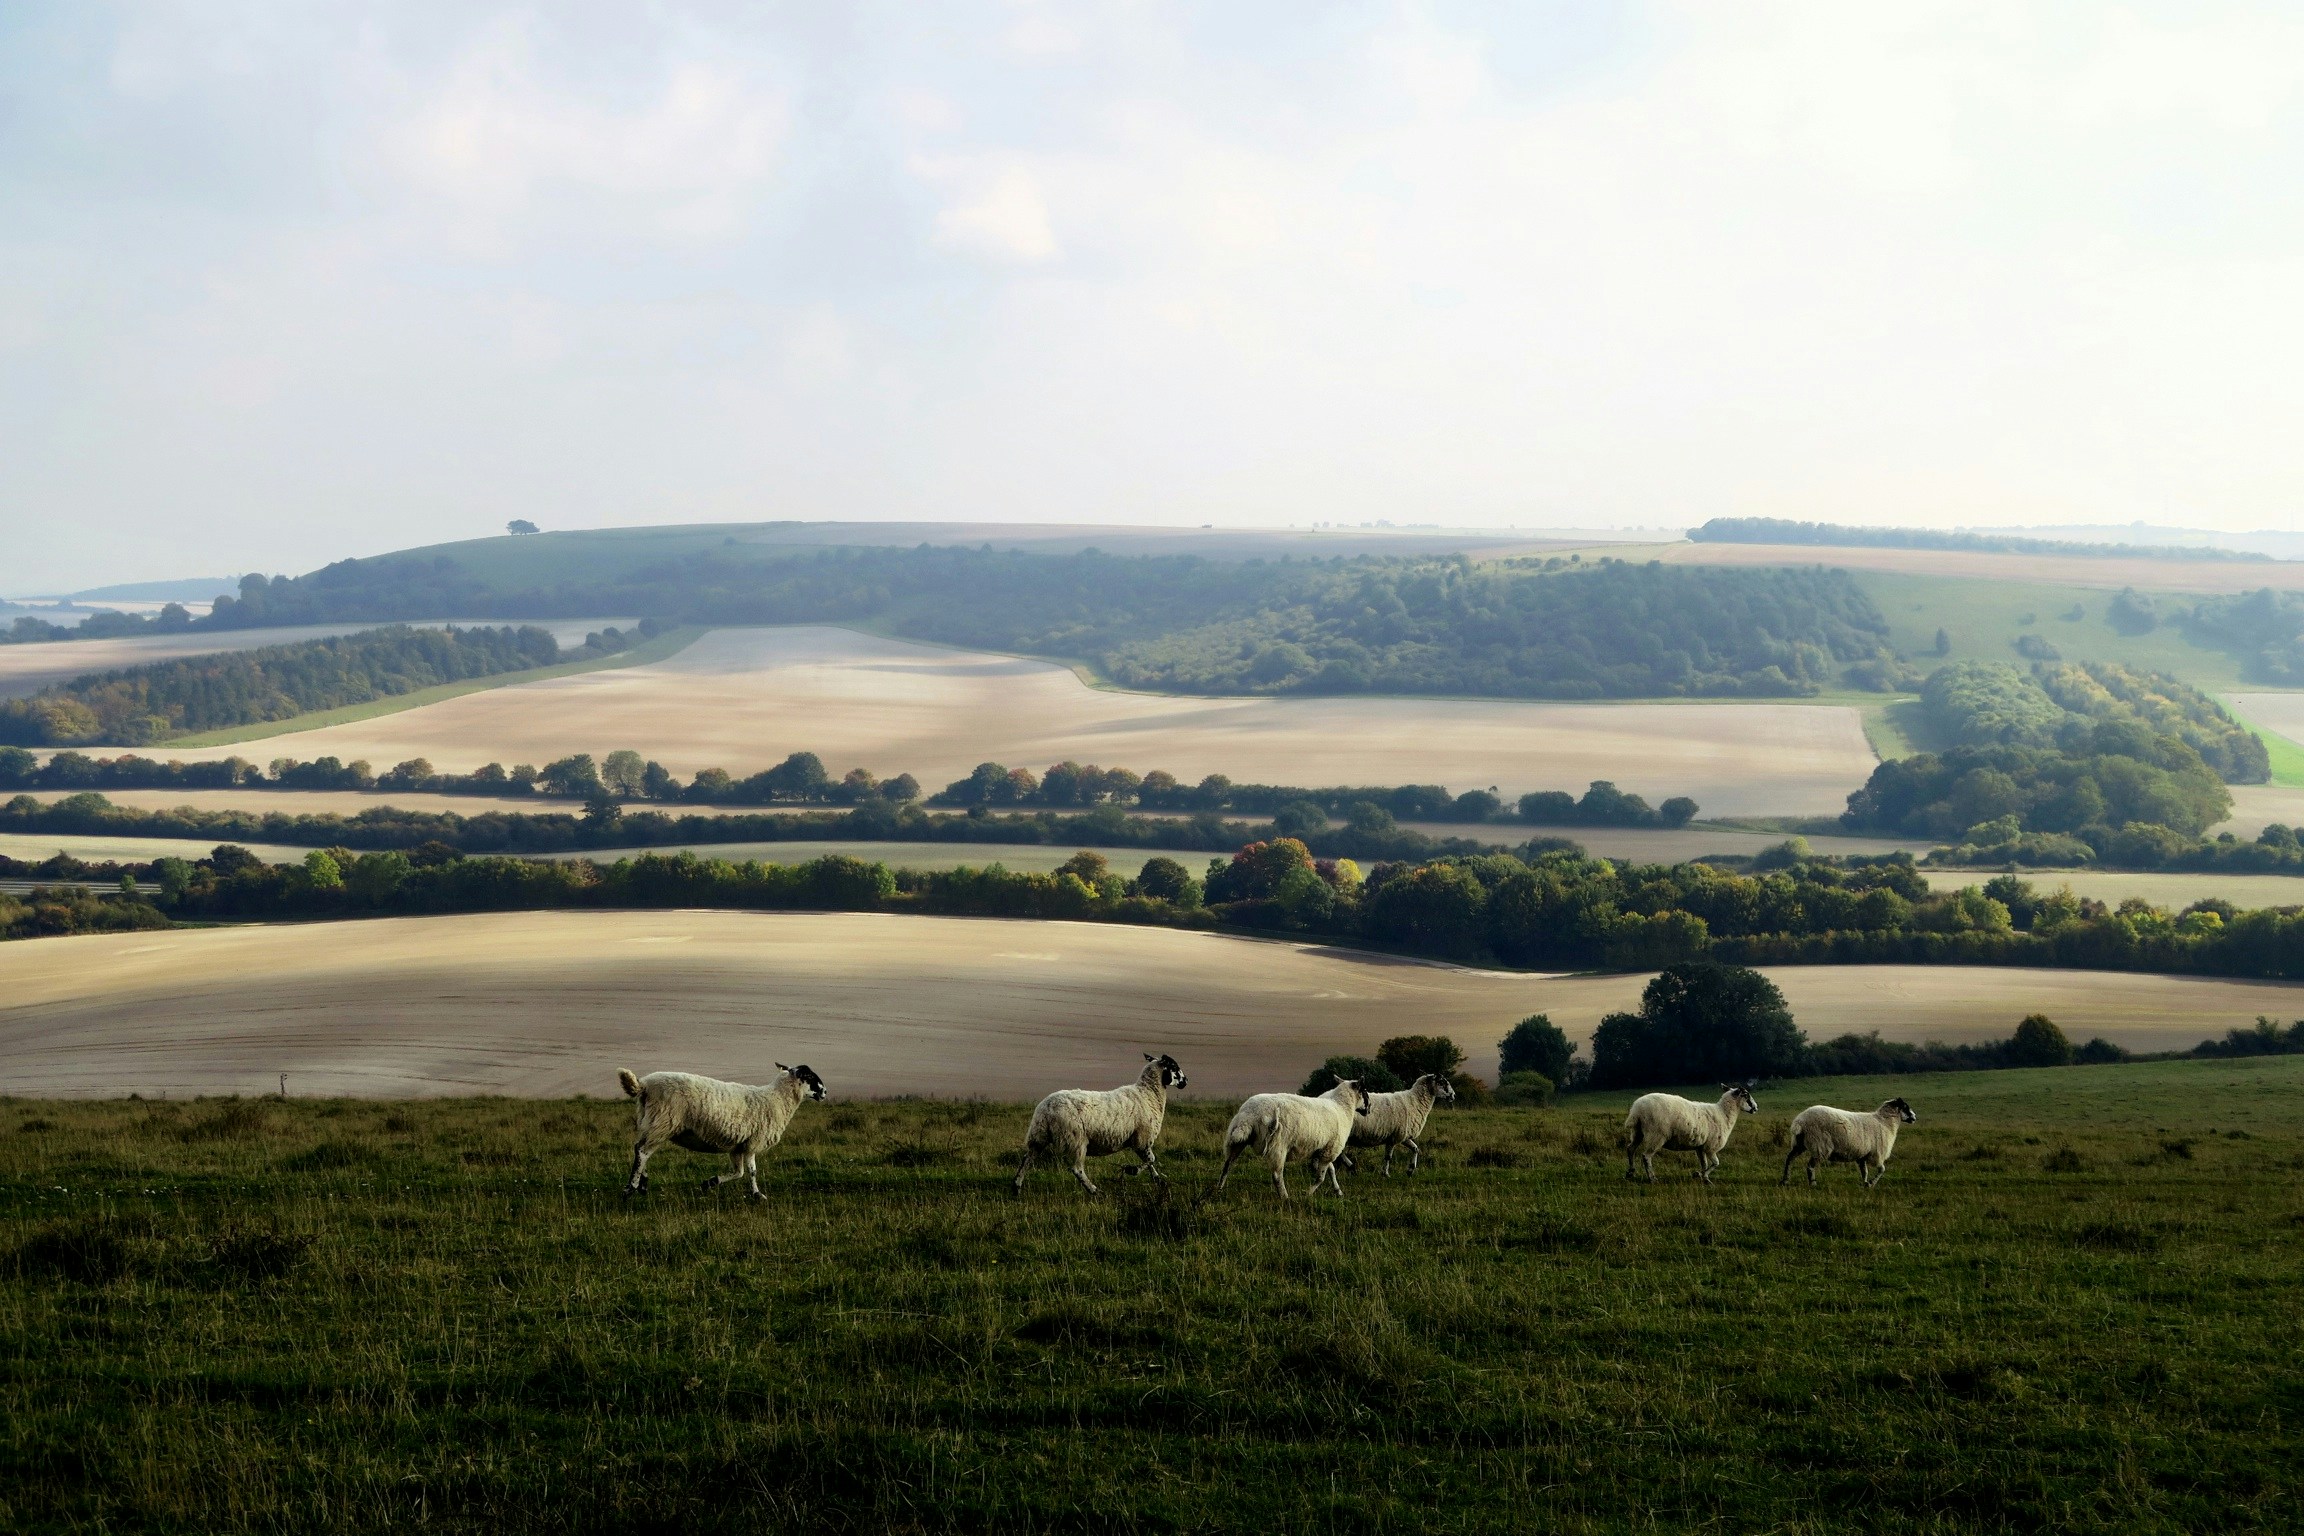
5;1056;2301;1532
154;626;1883;818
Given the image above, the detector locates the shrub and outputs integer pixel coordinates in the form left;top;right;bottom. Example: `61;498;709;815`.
1589;962;1808;1089
1498;1014;1573;1083
1377;1035;1463;1082
2007;1013;2075;1068
1496;1072;1555;1107
1300;1055;1403;1096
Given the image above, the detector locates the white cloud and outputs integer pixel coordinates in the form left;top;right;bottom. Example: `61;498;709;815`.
925;162;1060;263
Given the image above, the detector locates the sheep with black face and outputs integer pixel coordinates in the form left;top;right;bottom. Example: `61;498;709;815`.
1013;1053;1188;1196
1215;1080;1373;1200
1782;1098;1918;1188
617;1064;826;1200
1623;1082;1758;1183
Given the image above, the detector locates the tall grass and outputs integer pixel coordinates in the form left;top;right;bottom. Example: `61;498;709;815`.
5;1057;2303;1532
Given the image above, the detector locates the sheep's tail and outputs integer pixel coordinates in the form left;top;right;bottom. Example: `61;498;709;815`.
617;1068;643;1099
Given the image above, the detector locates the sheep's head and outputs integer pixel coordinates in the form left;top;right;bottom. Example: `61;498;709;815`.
1884;1097;1917;1124
777;1063;828;1101
1144;1052;1188;1090
1424;1074;1458;1105
1333;1079;1373;1116
1723;1082;1759;1115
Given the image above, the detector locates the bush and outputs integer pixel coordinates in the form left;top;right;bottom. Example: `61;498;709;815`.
1498;1014;1573;1083
2007;1013;2075;1068
1496;1072;1554;1107
1376;1035;1463;1083
2075;1036;2130;1064
1300;1056;1403;1096
1589;962;1808;1090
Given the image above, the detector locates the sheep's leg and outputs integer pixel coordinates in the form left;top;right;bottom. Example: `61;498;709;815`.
625;1140;656;1195
1781;1142;1799;1186
1132;1143;1165;1182
1214;1141;1243;1194
1268;1145;1291;1200
1315;1155;1346;1198
1011;1143;1037;1195
704;1149;748;1193
1807;1152;1820;1186
1625;1134;1640;1181
1862;1158;1882;1188
1068;1141;1100;1197
744;1153;763;1201
1381;1143;1397;1178
1406;1137;1422;1175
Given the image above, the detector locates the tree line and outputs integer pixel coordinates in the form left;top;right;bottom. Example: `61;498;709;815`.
172;546;1920;700
0;625;596;747
1688;516;2266;564
12;833;2301;984
1;746;1699;831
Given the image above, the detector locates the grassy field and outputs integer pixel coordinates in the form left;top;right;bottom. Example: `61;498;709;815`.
2224;695;2304;789
5;1056;2301;1532
154;626;1883;818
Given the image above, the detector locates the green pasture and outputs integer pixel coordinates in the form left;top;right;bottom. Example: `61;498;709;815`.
1854;571;2253;693
5;1056;2302;1532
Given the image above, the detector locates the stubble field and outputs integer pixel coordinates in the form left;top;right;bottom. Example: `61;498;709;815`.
4;912;2298;1101
3;1056;2301;1532
143;626;1882;818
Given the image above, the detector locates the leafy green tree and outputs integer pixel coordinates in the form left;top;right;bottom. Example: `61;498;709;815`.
1300;1055;1403;1096
1589;962;1807;1089
641;761;678;799
2007;1013;2074;1067
540;755;603;797
1131;857;1202;906
601;750;648;798
1499;1014;1573;1082
1377;1035;1463;1082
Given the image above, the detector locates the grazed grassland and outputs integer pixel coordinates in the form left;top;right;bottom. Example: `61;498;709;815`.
6;913;2300;1100
4;1057;2301;1533
158;627;1882;818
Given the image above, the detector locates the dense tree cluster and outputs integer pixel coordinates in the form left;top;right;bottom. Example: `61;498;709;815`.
1842;661;2239;853
1688;517;2264;563
3;604;196;646
173;544;1912;700
2182;588;2304;685
0;625;568;746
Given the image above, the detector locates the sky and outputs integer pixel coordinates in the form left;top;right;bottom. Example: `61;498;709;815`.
3;0;2302;591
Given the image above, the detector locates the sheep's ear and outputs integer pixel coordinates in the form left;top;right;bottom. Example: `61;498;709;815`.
776;1062;789;1072
1144;1053;1155;1061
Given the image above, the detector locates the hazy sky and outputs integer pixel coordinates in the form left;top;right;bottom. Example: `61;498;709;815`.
4;1;2301;590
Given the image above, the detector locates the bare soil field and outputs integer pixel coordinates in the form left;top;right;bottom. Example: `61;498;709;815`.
1923;867;2304;909
151;626;1879;818
3;911;2290;1100
0;832;313;866
0;618;634;700
2213;783;2304;838
1639;540;2304;595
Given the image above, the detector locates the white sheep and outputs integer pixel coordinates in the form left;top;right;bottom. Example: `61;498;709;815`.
1781;1098;1917;1187
1623;1082;1758;1183
1340;1073;1458;1176
1214;1080;1373;1200
617;1063;827;1199
1012;1053;1188;1196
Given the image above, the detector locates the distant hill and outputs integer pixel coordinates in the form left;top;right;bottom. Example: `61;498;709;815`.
1690;517;2271;564
69;577;240;603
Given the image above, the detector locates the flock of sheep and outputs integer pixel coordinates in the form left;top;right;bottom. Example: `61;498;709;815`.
615;1054;1920;1199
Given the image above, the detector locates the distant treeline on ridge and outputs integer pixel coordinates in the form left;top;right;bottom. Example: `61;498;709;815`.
0;624;651;747
1;744;1697;831
97;546;1917;701
1689;516;2269;564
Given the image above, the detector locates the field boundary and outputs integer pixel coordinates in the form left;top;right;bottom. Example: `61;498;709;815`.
2221;696;2304;789
161;627;706;750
